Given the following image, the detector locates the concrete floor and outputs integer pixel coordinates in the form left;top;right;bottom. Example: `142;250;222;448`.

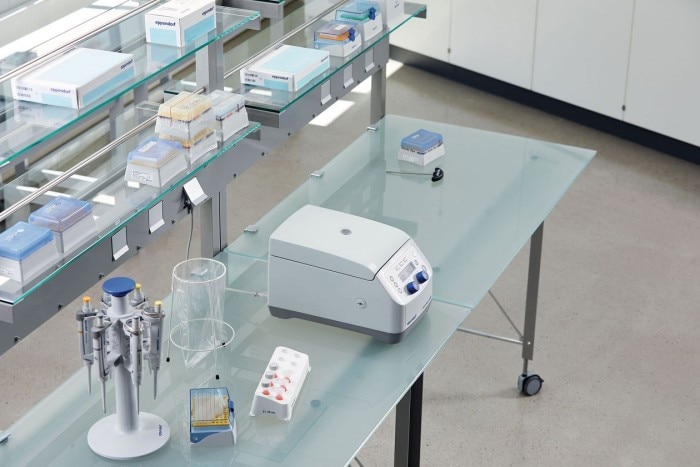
2;62;700;465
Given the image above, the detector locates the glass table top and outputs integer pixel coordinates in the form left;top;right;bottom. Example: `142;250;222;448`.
225;114;597;309
0;255;471;466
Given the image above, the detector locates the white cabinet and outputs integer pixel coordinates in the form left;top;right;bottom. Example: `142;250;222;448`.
390;0;451;62
449;0;537;89
624;0;700;146
532;0;634;119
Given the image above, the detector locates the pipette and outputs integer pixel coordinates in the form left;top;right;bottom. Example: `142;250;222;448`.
91;314;109;413
76;296;97;394
142;301;165;399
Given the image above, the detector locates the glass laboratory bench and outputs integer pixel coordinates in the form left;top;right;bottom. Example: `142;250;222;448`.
0;115;595;465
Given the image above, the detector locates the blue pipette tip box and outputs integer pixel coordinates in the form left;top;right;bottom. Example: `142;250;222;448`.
29;198;97;253
0;222;58;283
398;129;445;166
335;1;382;42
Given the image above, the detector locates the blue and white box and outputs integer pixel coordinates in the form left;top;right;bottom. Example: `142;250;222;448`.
314;21;362;58
29;198;97;254
336;1;382;42
10;48;135;109
397;129;445;166
145;0;216;48
0;222;59;284
241;45;330;92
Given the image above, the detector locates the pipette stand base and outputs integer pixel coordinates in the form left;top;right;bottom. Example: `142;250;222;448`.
87;413;170;460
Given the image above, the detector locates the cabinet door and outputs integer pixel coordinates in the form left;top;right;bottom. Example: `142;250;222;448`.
390;0;451;63
449;0;537;89
624;1;700;146
532;0;634;119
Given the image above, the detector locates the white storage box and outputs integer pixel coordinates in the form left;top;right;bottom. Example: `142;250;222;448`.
208;90;248;142
241;45;330;92
336;1;383;42
0;222;59;284
397;129;445;166
125;137;188;187
376;0;404;26
156;91;214;140
29;198;97;253
313;21;362;58
11;48;135;109
145;0;216;47
161;128;217;165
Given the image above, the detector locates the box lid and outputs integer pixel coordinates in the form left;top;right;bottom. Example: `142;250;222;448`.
336;1;379;21
28;48;134;88
158;92;212;122
269;205;409;280
251;45;329;75
150;0;214;20
208;90;245;119
0;222;54;261
29;198;92;232
400;129;443;153
315;21;357;42
128;137;185;167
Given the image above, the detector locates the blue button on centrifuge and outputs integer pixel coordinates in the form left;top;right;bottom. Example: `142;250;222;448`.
102;277;136;297
415;270;429;284
406;281;420;295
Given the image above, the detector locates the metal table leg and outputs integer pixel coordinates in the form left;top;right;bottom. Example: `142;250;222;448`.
518;222;545;396
395;373;423;467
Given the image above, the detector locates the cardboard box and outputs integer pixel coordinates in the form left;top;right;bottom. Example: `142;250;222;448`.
11;48;135;109
146;0;216;47
241;45;330;92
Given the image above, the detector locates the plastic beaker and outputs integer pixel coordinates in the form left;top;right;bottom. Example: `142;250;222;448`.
168;258;234;371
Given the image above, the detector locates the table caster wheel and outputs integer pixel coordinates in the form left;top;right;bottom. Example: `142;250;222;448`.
518;372;543;396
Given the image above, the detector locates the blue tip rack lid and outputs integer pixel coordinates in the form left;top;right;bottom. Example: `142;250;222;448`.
102;277;136;297
128;137;184;168
0;222;54;261
400;129;444;153
337;1;379;21
29;197;92;232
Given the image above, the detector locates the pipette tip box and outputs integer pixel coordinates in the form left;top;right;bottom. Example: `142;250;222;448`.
160;128;217;165
335;1;382;42
145;0;216;48
397;129;445;166
11;48;135;109
125;137;188;187
0;222;59;284
241;45;330;92
190;387;236;447
29;198;97;254
313;21;362;57
156;91;214;140
208;90;248;142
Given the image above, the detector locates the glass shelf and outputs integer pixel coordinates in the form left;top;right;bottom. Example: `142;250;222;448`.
0;5;260;168
223;1;427;112
225;114;596;309
1;252;471;466
0;0;145;76
0;109;261;305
